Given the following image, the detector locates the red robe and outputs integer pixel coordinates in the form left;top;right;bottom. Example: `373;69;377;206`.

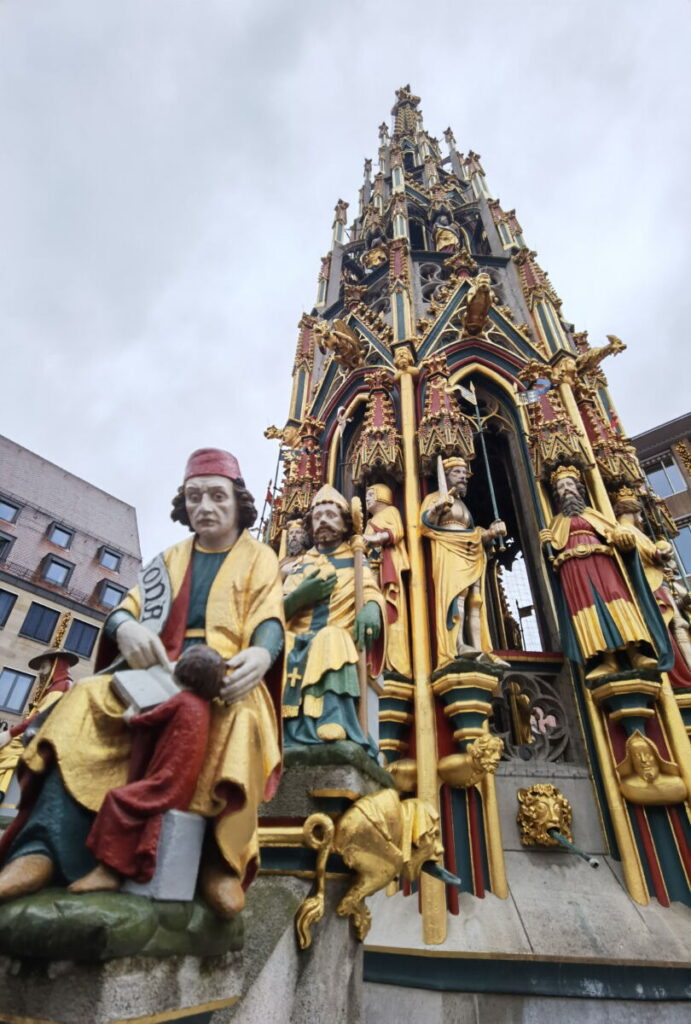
86;691;210;883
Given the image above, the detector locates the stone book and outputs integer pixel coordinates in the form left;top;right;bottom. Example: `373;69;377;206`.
111;664;180;714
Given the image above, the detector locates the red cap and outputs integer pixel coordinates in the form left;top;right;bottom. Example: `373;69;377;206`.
184;449;242;482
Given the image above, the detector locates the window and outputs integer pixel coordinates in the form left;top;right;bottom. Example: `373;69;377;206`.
64;619;99;659
674;524;691;578
0;590;17;627
20;602;59;643
0;498;19;523
99;547;122;572
100;581;126;609
497;221;513;247
48;524;73;548
0;530;15;562
41;555;74;587
645;454;686;498
0;668;34;714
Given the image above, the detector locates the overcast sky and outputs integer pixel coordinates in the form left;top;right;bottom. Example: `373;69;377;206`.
1;0;689;559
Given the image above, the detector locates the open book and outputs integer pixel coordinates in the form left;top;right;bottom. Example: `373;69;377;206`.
111;664;180;715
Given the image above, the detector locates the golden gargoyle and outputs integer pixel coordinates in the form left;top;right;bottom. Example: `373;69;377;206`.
295;788;450;947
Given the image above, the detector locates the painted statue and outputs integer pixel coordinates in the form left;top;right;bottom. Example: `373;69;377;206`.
540;465;671;680
432;213;460;253
70;645;227;893
420;456;508;669
282;484;384;755
362;230;388;270
0;645;77;801
280;517;310;582
0;449;285;918
364;483;411;678
613;487;691;681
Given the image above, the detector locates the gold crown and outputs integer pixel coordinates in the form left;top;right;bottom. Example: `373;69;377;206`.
443;456;471;472
549;465;581;486
287;517;305;529
614;485;638;502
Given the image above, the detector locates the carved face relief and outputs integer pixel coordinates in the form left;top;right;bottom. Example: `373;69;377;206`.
185;475;238;551
630;741;660;783
311;501;347;549
365;488;376;513
393;348;413;371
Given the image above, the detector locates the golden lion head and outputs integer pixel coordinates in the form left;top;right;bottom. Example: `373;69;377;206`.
517;783;573;846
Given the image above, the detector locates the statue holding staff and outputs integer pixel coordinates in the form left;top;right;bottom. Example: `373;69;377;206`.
282;484;385;755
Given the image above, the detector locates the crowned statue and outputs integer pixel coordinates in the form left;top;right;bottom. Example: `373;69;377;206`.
541;465;672;680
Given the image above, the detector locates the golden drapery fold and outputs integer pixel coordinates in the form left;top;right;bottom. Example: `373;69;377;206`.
420;491;491;667
366;505;411;677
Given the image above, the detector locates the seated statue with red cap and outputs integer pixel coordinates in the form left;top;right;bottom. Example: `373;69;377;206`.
0;449;285;919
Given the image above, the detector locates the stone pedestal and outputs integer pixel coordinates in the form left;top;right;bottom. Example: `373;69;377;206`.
0;952;244;1024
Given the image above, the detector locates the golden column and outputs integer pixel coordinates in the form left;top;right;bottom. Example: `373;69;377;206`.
394;346;447;943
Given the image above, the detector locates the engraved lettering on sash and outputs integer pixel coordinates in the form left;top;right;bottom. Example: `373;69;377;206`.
136;554;172;634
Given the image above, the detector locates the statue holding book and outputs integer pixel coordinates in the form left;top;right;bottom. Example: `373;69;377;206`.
0;449;285;918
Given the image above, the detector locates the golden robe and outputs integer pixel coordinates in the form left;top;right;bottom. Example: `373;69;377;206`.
282;542;385;721
420;491;491;669
21;532;284;884
366;505;411;677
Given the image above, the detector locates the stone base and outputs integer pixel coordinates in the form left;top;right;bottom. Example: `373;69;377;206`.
364;850;691;1012
364;985;691;1023
0;951;243;1024
221;875;362;1024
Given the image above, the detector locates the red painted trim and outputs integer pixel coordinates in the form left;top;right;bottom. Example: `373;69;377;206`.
441;784;460;915
467;785;486;898
633;804;670;907
668;807;691;883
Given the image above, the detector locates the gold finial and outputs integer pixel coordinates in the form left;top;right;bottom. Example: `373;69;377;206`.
53;612;72;649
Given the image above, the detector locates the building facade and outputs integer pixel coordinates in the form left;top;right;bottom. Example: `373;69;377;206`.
633;413;691;585
0;435;141;729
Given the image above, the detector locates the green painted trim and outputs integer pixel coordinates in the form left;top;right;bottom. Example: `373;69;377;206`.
363;950;691;1001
